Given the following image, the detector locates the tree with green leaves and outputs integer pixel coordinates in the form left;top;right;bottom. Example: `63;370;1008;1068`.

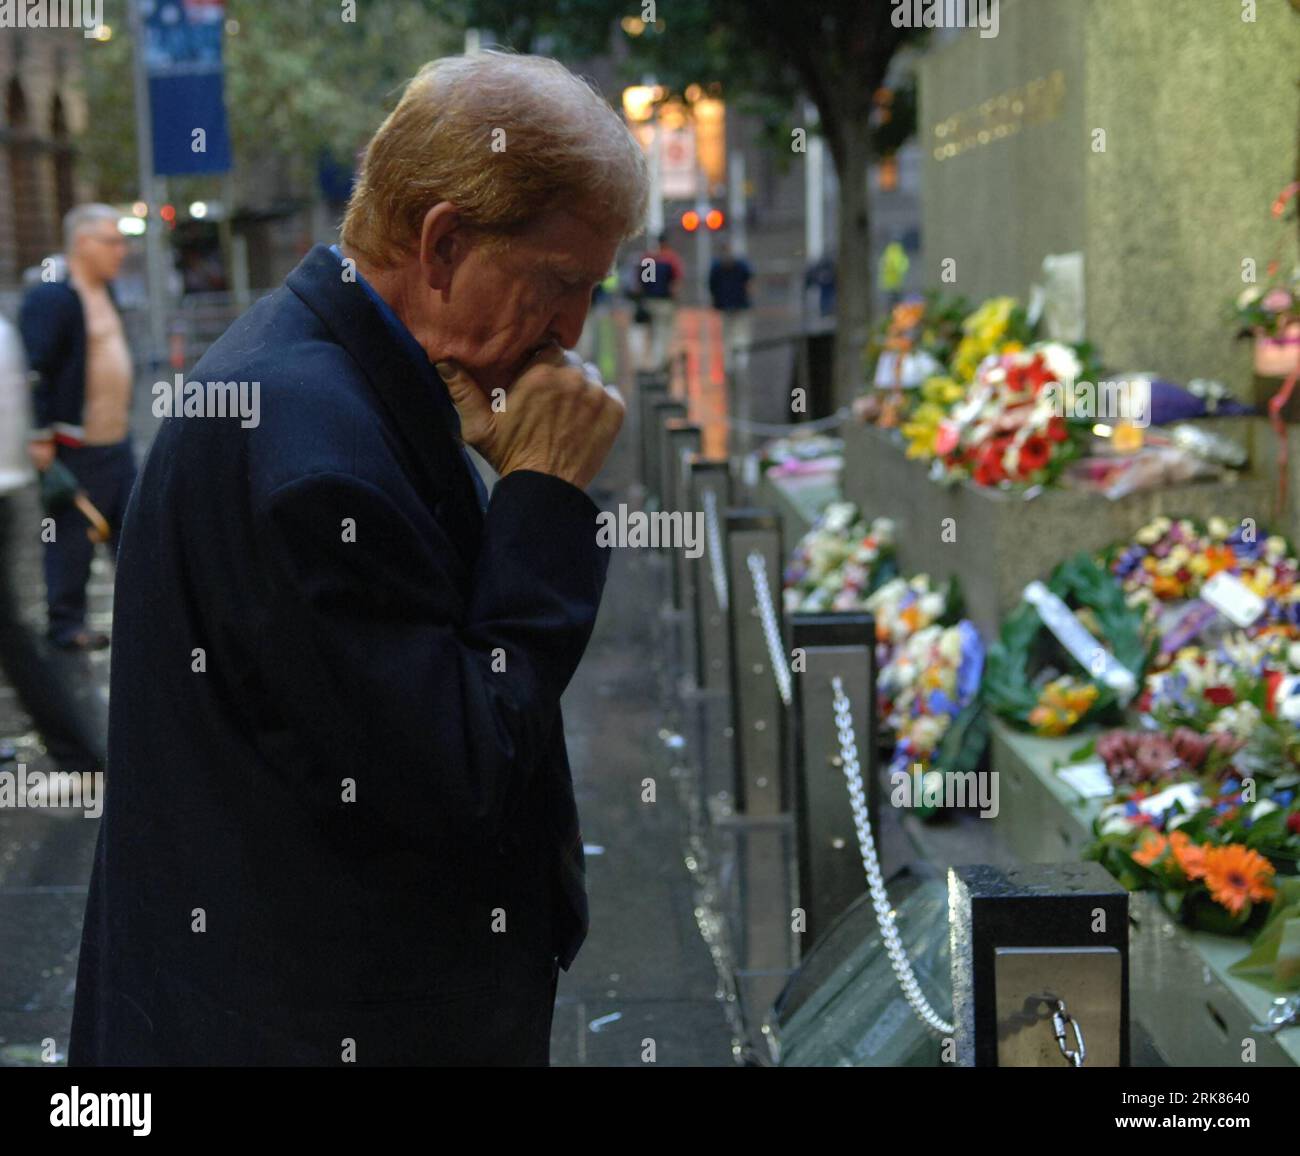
82;1;459;210
82;0;920;401
455;0;923;405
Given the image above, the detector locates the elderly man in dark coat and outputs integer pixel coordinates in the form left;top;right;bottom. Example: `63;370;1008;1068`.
68;51;647;1066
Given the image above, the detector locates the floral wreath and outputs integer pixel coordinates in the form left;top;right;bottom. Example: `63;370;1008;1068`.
984;554;1152;735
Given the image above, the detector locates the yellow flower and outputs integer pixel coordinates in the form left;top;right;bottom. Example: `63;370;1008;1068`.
1066;685;1099;714
948;297;1022;383
1246;566;1276;596
1029;707;1074;738
902;403;947;459
921;375;964;406
1028;678;1099;736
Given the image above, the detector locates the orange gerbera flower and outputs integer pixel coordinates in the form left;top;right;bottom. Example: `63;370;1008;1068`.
1201;844;1276;916
1150;574;1185;600
1132;832;1168;868
1203;545;1236;578
1168;830;1206;880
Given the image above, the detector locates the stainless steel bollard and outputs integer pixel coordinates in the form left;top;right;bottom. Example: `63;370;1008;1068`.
724;508;786;817
662;421;702;607
647;398;687;508
635;372;669;493
949;862;1129;1067
687;459;732;694
718;509;797;1027
789;613;876;951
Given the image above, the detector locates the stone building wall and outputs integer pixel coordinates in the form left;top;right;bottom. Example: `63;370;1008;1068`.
919;0;1300;392
0;28;88;294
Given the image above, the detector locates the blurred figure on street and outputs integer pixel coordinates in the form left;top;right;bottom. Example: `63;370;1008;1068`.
805;251;837;324
621;244;652;369
639;232;683;371
878;239;910;309
19;205;137;651
576;269;621;383
708;239;754;374
0;312;105;773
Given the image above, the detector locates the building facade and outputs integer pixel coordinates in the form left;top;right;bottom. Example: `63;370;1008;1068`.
0;28;87;293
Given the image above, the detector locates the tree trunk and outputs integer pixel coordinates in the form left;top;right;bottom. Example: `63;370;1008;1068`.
832;120;873;410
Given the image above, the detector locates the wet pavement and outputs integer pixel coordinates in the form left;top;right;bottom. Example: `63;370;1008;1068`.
0;481;112;1066
546;332;737;1065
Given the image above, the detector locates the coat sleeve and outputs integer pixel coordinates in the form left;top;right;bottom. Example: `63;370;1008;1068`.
254;466;609;849
18;284;77;439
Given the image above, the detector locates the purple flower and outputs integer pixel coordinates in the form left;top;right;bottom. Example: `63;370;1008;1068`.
927;689;957;716
1115;547;1146;578
956;621;985;702
1227;528;1263;560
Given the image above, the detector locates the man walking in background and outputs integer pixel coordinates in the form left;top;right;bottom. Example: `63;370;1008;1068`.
640;232;682;371
19;205;137;651
708;240;754;374
0;313;105;773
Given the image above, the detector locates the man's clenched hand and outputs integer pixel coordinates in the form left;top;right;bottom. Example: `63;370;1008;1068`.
438;346;624;491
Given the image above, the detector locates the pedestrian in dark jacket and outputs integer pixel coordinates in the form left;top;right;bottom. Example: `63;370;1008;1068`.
708;241;754;373
69;50;648;1066
19;204;136;651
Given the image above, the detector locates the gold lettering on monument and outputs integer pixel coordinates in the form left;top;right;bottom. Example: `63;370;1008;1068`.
931;69;1066;161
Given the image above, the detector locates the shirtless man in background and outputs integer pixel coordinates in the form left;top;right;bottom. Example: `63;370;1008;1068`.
20;204;137;651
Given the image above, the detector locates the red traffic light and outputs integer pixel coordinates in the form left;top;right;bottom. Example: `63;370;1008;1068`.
705;209;724;231
681;210;700;232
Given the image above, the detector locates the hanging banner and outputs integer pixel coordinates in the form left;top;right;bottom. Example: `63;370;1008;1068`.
141;0;232;176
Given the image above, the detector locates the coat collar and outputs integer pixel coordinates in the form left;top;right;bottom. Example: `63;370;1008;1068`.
285;244;484;549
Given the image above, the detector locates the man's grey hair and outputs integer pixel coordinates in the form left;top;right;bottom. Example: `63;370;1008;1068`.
64;203;121;251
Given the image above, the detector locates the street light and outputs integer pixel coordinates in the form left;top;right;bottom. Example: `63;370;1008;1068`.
622;85;664;123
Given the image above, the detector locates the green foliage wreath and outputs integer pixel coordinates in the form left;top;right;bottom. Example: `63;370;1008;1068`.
983;553;1152;732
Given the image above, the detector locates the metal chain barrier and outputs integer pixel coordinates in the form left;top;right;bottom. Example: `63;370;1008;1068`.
747;551;793;707
1050;998;1086;1067
831;676;955;1037
702;489;729;612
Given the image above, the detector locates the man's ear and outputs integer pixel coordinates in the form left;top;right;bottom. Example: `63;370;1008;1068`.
417;202;462;293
